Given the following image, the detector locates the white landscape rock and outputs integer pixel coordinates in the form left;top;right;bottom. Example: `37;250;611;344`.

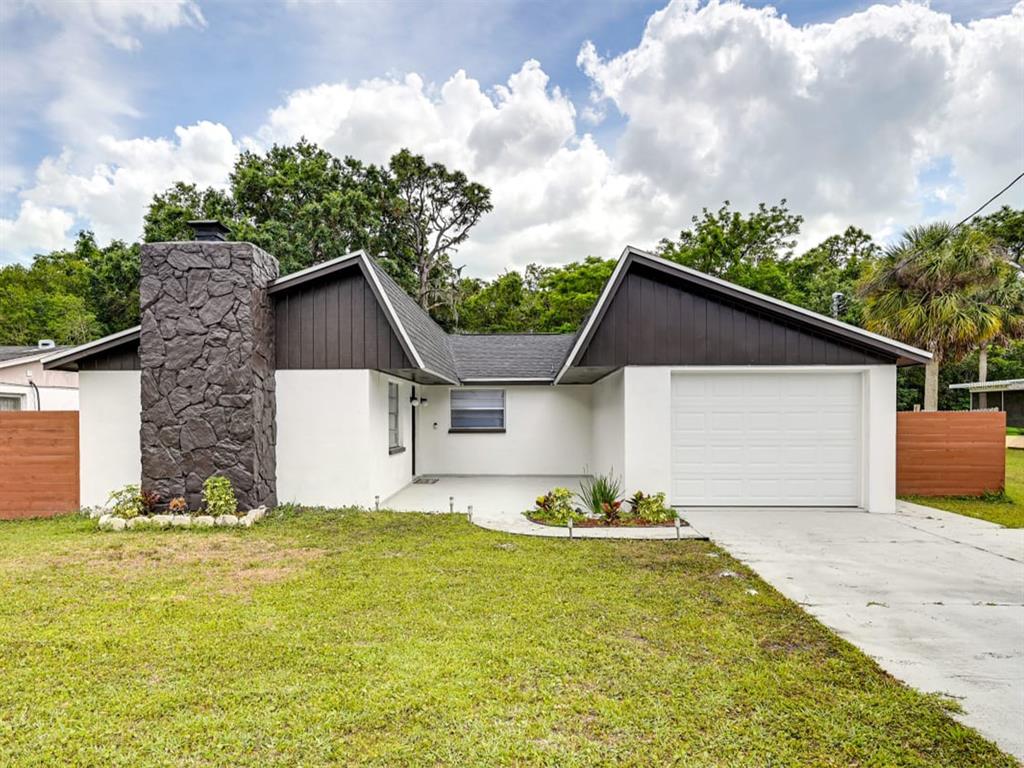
238;516;254;528
100;516;126;532
215;515;239;527
152;515;172;528
246;506;267;522
170;515;192;528
125;517;145;529
193;515;215;528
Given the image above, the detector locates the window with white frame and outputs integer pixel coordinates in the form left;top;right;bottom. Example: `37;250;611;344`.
450;389;505;432
387;382;402;451
0;394;23;411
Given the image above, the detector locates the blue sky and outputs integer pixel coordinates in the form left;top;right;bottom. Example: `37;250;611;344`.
1;0;1021;273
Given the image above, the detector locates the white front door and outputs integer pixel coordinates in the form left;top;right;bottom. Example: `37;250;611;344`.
670;371;862;506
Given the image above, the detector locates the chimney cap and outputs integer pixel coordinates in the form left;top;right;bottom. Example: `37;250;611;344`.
187;220;230;241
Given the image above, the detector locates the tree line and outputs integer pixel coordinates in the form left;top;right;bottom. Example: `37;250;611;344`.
1;140;1021;410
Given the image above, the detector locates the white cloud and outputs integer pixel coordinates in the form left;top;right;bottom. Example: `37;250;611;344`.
3;1;1022;275
11;122;237;247
579;0;1024;246
0;200;73;258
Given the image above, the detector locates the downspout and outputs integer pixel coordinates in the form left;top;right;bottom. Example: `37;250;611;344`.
411;385;417;477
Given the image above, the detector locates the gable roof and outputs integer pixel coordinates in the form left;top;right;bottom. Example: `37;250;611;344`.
450;334;576;381
44;244;931;382
554;246;932;383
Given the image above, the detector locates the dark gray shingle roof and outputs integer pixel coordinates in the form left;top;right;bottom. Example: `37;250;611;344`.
370;262;460;383
449;334;576;380
0;345;67;363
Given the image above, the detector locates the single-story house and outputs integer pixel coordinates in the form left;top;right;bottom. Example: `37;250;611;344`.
949;379;1023;428
0;342;78;411
44;223;930;513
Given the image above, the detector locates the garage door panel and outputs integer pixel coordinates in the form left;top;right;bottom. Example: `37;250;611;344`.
671;372;861;507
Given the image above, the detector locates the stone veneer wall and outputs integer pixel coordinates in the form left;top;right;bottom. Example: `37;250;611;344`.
139;241;278;510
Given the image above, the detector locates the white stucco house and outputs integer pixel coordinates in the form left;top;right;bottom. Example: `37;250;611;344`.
0;343;78;412
44;229;930;513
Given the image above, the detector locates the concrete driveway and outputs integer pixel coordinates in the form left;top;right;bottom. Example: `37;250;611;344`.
684;502;1024;759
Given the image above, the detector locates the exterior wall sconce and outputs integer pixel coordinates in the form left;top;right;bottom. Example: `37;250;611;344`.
410;395;428;407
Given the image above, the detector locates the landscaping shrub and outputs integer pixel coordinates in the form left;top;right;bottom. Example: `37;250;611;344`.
167;496;188;514
628;491;676;524
529;487;584;525
203;476;237;517
106;485;145;519
141;489;161;515
577;470;623;522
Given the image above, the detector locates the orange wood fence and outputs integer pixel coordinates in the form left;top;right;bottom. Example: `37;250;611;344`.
0;411;79;519
896;411;1006;496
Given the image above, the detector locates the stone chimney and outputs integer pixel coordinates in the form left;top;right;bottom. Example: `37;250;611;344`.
139;230;278;510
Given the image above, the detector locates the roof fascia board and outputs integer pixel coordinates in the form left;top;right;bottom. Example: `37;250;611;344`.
357;255;459;385
459;377;553;384
267;252;363;294
634;249;931;362
42;326;141;370
557;246;931;381
553;246;634;384
0;352;49;369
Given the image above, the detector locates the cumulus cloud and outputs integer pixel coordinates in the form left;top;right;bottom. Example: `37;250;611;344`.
2;1;1022;275
579;0;1024;246
6;122;237;249
0;200;73;258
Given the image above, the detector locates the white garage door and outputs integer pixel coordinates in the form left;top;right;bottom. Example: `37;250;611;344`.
671;372;862;507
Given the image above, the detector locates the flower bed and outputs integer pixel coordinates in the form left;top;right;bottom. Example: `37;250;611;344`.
91;477;267;531
526;476;684;528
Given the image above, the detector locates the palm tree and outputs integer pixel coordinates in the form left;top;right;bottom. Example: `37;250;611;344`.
858;223;1004;411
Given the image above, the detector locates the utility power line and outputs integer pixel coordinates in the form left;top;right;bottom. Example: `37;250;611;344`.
953;169;1024;230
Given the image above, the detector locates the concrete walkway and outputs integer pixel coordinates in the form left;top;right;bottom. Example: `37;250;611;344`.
684;502;1024;760
383;476;706;540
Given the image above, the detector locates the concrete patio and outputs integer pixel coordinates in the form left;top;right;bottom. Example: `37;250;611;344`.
383;475;706;539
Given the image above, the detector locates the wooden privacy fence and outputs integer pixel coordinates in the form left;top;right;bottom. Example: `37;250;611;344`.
0;411;79;519
896;411;1005;496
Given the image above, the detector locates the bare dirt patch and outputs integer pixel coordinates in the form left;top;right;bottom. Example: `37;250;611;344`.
1;534;325;588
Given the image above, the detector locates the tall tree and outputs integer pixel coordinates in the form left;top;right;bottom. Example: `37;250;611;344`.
385;149;493;313
972;205;1024;265
784;227;880;325
657;200;802;298
859;223;1005;411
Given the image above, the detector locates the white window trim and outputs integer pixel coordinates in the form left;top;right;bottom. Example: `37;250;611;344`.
449;388;507;433
387;381;404;453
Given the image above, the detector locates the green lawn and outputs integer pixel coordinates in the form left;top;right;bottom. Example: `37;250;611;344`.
0;511;1015;767
905;449;1024;528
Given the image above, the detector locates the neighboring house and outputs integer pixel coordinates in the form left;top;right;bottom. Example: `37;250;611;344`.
0;343;78;411
44;224;930;512
950;379;1023;428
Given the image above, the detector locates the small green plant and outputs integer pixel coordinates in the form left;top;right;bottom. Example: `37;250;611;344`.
577;470;623;522
106;484;145;519
203;475;237;517
628;491;676;524
529;487;584;526
167;496;188;514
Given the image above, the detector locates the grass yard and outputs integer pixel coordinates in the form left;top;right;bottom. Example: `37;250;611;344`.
905;449;1024;528
0;510;1015;767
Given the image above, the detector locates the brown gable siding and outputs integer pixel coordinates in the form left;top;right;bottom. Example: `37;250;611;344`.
273;266;413;370
77;342;141;371
578;266;892;368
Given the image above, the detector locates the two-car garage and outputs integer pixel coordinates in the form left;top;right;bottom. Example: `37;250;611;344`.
670;371;862;507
